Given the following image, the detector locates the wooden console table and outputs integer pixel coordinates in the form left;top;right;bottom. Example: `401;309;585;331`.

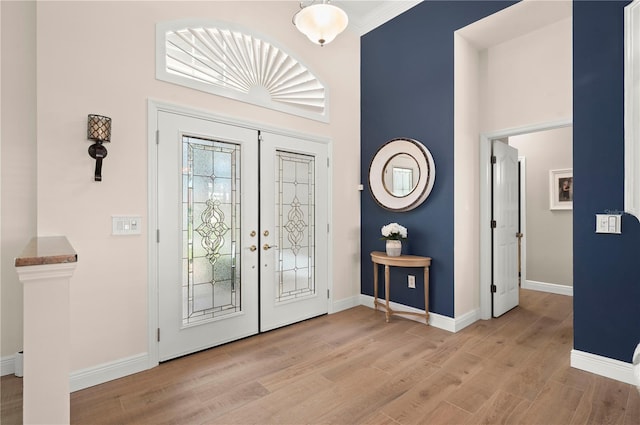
370;251;431;324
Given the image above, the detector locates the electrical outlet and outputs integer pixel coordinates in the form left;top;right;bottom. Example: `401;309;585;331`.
408;275;416;289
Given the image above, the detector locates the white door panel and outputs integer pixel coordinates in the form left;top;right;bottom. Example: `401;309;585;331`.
492;140;519;317
259;131;329;331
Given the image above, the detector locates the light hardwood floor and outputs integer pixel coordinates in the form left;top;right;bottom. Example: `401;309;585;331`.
2;289;639;424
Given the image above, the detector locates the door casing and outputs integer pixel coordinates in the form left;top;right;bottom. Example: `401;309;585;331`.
147;100;333;368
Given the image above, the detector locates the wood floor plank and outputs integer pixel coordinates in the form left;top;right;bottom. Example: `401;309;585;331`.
550;357;595;391
418;400;471;424
518;379;584;424
623;387;640;425
445;360;511;414
501;333;570;402
254;340;336;392
315;362;441;425
572;377;631;425
465;389;531;425
379;369;464;424
513;316;563;349
357;410;402;425
485;341;536;372
266;367;382;424
198;380;270;420
212;373;334;424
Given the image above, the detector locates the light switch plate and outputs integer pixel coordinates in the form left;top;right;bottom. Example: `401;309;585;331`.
595;214;621;234
112;216;142;235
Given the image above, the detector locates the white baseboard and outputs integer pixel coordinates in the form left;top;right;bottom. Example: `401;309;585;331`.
358;294;479;333
571;349;636;385
70;352;149;392
330;295;360;314
523;280;573;296
1;354;16;376
451;309;480;332
2;351;150;392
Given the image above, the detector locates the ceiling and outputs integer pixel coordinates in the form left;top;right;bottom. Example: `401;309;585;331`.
331;0;422;35
330;0;572;44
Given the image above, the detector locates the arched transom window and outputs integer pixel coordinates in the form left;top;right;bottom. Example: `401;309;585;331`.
156;20;328;122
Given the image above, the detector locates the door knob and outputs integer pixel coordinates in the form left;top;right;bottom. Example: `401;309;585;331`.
247;245;257;252
263;243;278;250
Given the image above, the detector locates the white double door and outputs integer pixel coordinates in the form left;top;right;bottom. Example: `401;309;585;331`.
157;111;328;361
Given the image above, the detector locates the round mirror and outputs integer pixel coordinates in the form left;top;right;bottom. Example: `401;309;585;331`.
369;138;436;211
383;153;420;198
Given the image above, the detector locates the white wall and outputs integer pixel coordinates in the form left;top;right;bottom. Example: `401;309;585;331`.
454;11;572;318
1;0;360;375
480;17;572;133
510;127;573;286
453;34;481;317
1;1;37;359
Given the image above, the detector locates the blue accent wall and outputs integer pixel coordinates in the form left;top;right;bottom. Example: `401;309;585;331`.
362;0;640;363
361;1;515;317
573;0;640;363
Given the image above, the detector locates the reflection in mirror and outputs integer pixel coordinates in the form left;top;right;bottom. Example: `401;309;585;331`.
383;153;419;197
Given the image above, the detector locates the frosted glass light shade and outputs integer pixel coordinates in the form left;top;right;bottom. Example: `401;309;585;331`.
293;3;348;46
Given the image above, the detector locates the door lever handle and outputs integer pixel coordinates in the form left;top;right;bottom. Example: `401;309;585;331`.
263;243;278;251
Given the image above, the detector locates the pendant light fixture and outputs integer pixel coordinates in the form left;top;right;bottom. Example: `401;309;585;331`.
293;1;349;47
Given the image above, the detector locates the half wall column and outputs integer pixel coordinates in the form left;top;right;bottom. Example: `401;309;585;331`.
15;236;77;425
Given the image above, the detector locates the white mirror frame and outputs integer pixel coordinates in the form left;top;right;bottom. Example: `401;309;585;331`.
369;138;436;211
625;0;640;219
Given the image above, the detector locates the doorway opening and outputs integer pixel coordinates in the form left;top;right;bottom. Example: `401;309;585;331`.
479;119;573;319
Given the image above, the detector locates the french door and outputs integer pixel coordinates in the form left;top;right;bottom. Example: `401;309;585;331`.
156;111;328;361
259;132;329;332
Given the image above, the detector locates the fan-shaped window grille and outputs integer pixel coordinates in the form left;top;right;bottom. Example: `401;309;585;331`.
156;20;328;122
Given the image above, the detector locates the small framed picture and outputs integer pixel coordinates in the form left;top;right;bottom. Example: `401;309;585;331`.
550;169;573;210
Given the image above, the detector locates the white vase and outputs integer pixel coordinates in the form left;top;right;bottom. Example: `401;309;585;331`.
386;240;402;257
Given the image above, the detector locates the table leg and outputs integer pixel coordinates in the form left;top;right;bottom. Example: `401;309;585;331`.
384;264;390;323
424;266;430;324
373;262;378;309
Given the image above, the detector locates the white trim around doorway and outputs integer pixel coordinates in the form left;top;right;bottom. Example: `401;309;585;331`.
479;118;573;320
147;99;333;369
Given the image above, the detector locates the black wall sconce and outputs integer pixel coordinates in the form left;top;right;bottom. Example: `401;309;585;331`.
87;114;111;181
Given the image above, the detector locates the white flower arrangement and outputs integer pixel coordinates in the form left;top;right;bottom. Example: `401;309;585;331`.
380;222;408;240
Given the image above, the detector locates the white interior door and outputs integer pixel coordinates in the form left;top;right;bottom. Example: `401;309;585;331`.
157;111;259;361
492;140;519;317
259;131;329;332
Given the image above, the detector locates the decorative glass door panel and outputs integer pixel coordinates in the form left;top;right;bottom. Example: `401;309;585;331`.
183;137;241;326
260;132;328;332
276;151;316;303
